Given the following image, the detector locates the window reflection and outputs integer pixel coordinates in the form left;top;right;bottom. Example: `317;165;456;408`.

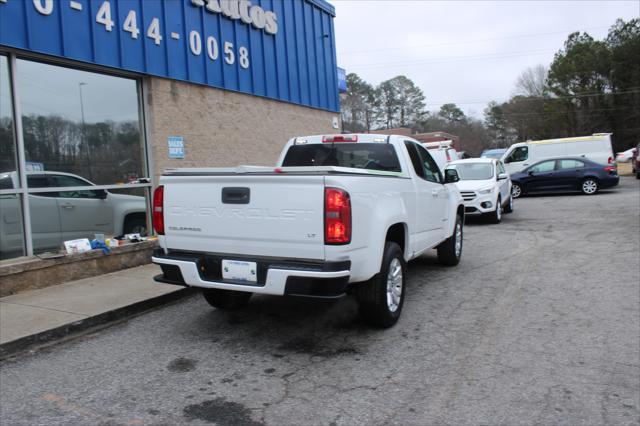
25;173;149;254
17;59;145;186
0;55;17;176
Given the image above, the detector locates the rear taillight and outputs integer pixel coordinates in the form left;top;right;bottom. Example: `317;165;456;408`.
153;185;164;235
446;150;451;162
324;188;351;244
604;165;617;173
322;135;358;143
608;156;614;164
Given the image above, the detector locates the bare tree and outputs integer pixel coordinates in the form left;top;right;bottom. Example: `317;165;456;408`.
514;64;548;97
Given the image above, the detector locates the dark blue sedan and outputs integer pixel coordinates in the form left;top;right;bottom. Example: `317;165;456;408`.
510;157;619;198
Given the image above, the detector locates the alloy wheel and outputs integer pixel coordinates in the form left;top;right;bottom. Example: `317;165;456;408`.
386;258;403;312
582;180;597;194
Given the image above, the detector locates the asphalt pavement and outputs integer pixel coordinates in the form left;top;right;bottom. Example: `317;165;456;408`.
1;177;638;426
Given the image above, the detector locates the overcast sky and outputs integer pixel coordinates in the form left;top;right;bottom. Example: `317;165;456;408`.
330;0;639;118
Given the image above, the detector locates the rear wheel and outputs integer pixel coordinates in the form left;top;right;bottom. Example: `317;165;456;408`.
355;242;406;328
437;214;463;266
581;178;599;195
511;183;522;199
202;289;252;310
123;216;147;235
504;195;514;213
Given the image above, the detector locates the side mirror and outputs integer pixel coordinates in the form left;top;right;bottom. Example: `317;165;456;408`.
498;173;508;180
443;169;459;184
528;171;535;176
97;189;108;200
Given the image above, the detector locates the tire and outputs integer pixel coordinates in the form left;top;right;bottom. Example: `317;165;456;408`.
504;195;514;213
487;196;502;224
511;183;523;199
123;217;147;236
202;289;252;310
581;178;599;195
437;214;463;266
355;242;406;328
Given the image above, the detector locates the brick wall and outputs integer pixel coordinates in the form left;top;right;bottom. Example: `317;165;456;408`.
146;77;340;182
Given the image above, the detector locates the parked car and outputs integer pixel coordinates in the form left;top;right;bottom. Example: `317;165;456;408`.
0;171;146;259
480;148;507;159
422;140;460;171
445;158;513;223
616;148;636;163
501;133;615;175
510;157;619;198
152;134;466;328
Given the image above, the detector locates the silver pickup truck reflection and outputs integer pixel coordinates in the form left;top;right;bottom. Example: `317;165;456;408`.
0;171;146;259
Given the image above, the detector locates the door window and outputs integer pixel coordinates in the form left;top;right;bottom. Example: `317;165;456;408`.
404;142;426;179
414;143;443;183
497;161;506;174
558;159;585;170
49;174;102;199
529;160;556;173
506;146;528;163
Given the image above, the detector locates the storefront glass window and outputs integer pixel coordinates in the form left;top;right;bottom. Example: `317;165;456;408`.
11;59;149;255
0;55;17;176
17;59;145;185
0;55;27;260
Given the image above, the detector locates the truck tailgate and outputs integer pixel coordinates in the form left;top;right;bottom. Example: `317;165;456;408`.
162;175;325;260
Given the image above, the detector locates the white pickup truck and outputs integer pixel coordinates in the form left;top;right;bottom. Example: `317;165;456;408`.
152;134;465;327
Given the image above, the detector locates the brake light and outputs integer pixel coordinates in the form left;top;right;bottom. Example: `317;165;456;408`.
153;185;164;235
604;165;617;172
446;150;451;162
324;188;351;244
322;135;358;143
608;156;614;164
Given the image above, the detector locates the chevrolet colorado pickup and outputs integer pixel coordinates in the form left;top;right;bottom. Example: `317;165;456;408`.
152;134;465;327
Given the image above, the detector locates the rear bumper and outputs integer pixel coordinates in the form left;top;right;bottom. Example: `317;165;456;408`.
601;176;619;188
152;249;351;298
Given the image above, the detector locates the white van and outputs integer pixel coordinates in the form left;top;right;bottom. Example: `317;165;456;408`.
501;133;615;174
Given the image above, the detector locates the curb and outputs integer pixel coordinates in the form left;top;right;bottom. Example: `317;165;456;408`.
0;287;195;361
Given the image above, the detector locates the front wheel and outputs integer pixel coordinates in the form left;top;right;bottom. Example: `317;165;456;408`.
511;183;523;199
581;178;599;195
437;214;463;266
355;242;406;328
202;289;252;310
487;196;502;224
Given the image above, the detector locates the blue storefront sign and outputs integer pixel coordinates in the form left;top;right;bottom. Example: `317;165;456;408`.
337;67;347;93
168;136;185;159
0;0;339;112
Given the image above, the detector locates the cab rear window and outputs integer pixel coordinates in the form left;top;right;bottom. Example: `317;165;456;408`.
282;143;402;172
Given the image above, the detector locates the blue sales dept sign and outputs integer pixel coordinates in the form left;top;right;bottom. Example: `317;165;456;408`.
168;136;185;159
0;0;340;112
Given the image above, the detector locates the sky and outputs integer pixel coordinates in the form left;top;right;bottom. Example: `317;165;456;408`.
329;0;640;118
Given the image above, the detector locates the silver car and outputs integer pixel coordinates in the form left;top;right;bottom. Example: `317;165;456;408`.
0;171;146;259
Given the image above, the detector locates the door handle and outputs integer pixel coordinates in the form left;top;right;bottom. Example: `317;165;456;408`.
523;163;529;166
431;189;439;197
61;203;75;210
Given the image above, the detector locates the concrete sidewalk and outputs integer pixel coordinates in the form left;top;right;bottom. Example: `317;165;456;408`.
0;264;189;358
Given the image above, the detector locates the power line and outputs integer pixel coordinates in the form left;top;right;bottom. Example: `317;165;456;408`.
339;25;611;55
425;87;640;106
345;48;558;70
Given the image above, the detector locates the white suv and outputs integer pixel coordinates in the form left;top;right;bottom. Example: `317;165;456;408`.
445;158;513;223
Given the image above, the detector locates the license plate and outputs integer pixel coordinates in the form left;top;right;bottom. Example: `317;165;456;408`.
221;260;257;283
